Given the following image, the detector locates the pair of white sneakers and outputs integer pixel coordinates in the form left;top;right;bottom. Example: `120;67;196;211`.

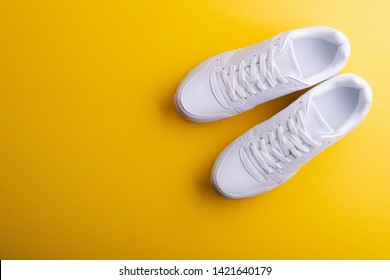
174;26;372;199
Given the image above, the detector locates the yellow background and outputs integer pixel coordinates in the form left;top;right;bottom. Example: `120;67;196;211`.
0;0;390;259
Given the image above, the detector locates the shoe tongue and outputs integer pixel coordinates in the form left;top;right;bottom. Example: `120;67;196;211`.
302;101;334;139
274;40;303;80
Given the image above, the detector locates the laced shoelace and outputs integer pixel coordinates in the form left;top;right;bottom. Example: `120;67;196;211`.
249;110;321;174
220;46;289;102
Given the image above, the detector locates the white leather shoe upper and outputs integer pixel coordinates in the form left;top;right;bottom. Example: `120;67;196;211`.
211;74;372;198
175;26;350;122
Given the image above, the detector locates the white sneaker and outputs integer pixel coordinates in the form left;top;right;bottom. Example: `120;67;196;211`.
175;26;350;122
211;74;372;198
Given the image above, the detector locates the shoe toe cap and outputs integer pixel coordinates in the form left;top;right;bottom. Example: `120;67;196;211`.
175;58;233;122
211;138;269;198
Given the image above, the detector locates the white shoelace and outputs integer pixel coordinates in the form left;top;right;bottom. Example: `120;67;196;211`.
249;110;321;174
220;46;289;102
